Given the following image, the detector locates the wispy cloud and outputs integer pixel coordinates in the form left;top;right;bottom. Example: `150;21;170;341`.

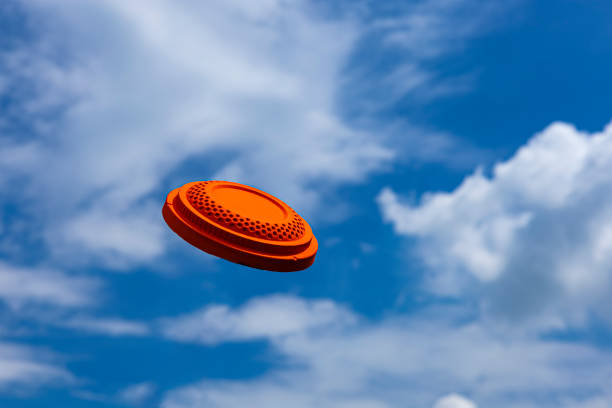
117;381;156;406
73;381;156;406
0;0;389;268
0;0;511;268
340;0;517;115
0;342;73;392
0;261;149;339
0;262;101;310
160;294;355;344
376;0;514;57
58;316;149;337
160;294;612;408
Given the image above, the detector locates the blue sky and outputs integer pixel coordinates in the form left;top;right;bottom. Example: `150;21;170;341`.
1;0;612;407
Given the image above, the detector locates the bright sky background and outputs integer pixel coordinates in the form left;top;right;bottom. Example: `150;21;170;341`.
1;1;612;407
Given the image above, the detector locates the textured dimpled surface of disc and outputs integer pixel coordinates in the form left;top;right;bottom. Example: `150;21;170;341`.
186;182;306;242
162;180;318;272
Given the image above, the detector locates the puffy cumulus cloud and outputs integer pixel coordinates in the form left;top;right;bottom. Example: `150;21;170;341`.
378;120;612;327
160;294;356;344
0;342;73;391
0;0;394;268
161;295;612;408
433;394;477;408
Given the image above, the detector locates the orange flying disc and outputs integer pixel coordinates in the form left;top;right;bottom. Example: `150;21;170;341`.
162;180;318;272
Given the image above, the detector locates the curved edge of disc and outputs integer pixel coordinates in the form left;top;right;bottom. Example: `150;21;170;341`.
162;188;317;272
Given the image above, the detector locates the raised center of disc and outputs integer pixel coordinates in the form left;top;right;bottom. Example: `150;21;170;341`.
211;185;287;224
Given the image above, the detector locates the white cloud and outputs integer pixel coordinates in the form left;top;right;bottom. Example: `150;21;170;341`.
378;0;513;57
73;381;156;405
0;140;41;187
0;0;395;267
160;294;355;344
55;204;165;268
0;262;150;339
117;382;156;406
161;295;612;408
0;262;101;309
378;120;612;328
0;342;72;391
433;394;477;408
0;0;510;268
342;0;515;115
59;316;149;337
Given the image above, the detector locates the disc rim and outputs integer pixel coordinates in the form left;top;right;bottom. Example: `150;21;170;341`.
162;182;318;272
